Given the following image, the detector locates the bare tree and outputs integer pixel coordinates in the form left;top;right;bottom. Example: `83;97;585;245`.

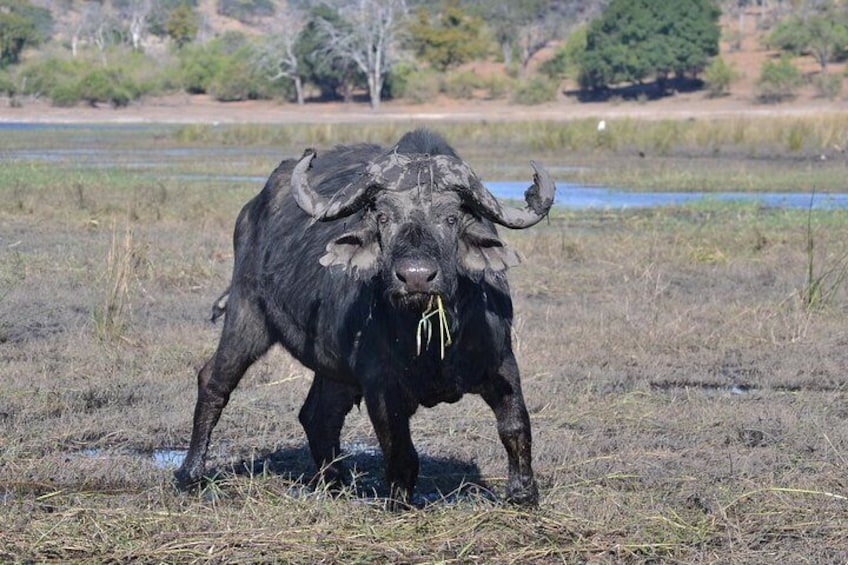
256;2;307;105
319;0;408;110
119;0;152;51
71;2;115;60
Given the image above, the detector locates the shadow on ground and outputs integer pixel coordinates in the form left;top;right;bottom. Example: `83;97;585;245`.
208;443;493;507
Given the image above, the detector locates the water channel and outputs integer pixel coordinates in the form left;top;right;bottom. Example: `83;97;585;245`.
2;122;845;210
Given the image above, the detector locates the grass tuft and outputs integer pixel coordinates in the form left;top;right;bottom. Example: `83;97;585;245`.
93;221;138;341
801;192;848;309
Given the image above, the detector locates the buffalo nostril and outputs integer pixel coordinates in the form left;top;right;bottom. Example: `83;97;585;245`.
395;260;439;293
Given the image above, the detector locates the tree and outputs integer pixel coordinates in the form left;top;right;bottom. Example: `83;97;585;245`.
318;0;408;110
756;55;803;103
114;0;153;51
164;2;199;47
0;0;51;67
294;5;363;101
703;55;739;97
578;0;720;92
464;0;593;75
406;2;489;71
539;24;587;80
255;2;306;104
768;7;848;73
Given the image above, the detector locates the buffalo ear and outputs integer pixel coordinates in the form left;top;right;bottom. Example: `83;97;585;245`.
460;224;521;272
319;229;380;274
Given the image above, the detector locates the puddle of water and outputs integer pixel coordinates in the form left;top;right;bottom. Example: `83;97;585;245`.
74;448;186;469
650;382;754;396
151;449;187;468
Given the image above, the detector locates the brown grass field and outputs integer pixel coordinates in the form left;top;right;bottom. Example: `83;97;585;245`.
1;118;847;563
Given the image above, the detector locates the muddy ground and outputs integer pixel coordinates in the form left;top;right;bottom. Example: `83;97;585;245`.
1;123;847;562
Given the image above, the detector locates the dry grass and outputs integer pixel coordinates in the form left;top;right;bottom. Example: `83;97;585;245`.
1;125;848;563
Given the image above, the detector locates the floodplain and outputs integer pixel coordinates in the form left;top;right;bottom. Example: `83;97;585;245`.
1;120;847;563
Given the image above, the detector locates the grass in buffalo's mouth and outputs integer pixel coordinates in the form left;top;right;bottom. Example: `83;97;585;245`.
416;294;452;359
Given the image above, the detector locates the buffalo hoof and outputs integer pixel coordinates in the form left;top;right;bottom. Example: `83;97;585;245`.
505;477;539;507
309;465;349;494
173;467;203;492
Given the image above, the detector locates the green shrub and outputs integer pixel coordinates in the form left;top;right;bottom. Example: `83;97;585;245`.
49;81;81;107
383;60;416;100
540;25;587;81
399;69;441;103
441;70;481;99
77;68;134;107
178;43;225;94
703;56;739;97
16;53;83;98
109;49;173;98
812;73;843;100
207;54;269;101
481;74;512;99
510;75;559;105
756;56;803;103
0;68;14;96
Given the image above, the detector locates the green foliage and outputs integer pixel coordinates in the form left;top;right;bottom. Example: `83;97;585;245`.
406;3;490;71
208;48;274;102
175;33;286;101
383;60;416;100
703;56;739;97
756;56;803;104
294;5;362;101
579;0;720;91
165;4;199;47
148;0;198;37
16;52;84;98
177;42;225;94
441;70;482;99
540;26;587;81
216;0;275;23
510;74;558;105
396;68;441;103
0;67;13;95
480;73;512;99
0;0;52;67
77;68;134;107
768;9;848;71
13;48;165;106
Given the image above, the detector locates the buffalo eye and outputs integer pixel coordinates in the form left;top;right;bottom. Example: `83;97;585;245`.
445;214;458;226
376;212;390;225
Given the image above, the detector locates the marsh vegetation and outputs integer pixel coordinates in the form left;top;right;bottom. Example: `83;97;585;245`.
1;120;847;562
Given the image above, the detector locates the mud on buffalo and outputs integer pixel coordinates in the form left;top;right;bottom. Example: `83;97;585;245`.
174;129;556;507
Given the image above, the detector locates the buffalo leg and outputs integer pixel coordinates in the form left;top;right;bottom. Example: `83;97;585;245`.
174;298;271;489
363;386;419;508
481;354;539;505
298;374;360;487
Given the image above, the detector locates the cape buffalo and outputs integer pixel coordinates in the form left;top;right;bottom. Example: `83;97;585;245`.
174;129;555;506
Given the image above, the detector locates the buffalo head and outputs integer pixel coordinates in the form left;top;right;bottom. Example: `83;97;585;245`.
290;147;556;310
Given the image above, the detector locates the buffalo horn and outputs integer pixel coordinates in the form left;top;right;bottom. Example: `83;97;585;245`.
463;161;556;229
290;149;377;221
